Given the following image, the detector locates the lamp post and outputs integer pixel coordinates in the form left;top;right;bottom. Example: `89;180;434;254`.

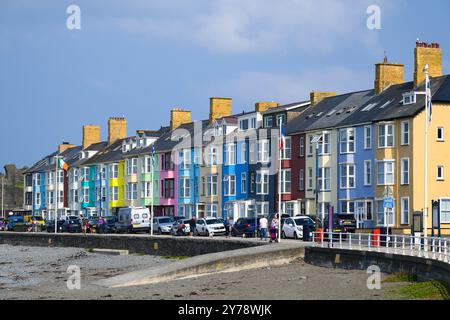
1;174;4;219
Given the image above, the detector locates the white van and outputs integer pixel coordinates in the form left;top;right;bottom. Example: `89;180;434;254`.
116;207;151;233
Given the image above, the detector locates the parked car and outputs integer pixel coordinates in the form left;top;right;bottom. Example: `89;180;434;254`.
6;216;28;232
230;217;260;238
24;215;45;227
62;218;82;233
170;219;191;236
195;217;226;236
173;216;186;222
116;207;151;233
281;216;315;240
46;219;65;233
98;216;118;234
153;216;175;235
324;214;357;233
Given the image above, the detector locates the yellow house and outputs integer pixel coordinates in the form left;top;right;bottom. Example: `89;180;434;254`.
373;42;450;235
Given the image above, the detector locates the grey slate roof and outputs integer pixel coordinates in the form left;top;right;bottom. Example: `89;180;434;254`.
339;75;450;127
286;90;374;135
81;139;126;166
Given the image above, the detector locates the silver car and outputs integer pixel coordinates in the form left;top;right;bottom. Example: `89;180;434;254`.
153;216;174;234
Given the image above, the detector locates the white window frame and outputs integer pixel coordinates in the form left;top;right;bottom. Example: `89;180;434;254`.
225;143;236;166
299;169;304;191
35;192;41;206
299;137;305;157
318;132;331;155
340;128;355;154
401;158;410;185
401;121;410;146
437;127;444;142
256;170;269;195
401;197;410;225
307;167;313;190
340;164;355;189
378;123;395;148
440;198;450;223
241;143;246;164
110;163;119;179
437;165;444;181
241;173;247;194
258;140;270;163
224;175;236;196
179;177;190;198
318;167;331;191
182;149;191;170
364;125;372;149
364;160;372;186
280;169;291;194
377;160;395;186
281;137;291;160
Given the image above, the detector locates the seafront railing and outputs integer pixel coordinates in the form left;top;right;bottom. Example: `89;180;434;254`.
312;231;450;265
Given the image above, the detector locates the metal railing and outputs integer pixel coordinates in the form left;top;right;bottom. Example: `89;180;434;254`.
312;231;450;264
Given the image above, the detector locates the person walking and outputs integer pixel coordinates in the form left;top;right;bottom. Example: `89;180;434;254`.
189;216;196;236
269;214;279;243
225;217;231;237
259;215;268;241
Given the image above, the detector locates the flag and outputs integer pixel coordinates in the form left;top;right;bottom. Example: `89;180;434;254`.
151;144;156;166
280;124;286;150
57;157;69;171
426;75;432;124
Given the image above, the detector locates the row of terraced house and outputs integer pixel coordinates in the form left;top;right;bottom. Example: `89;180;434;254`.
23;42;450;235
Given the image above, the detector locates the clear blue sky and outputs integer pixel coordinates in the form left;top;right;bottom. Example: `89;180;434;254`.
1;0;449;169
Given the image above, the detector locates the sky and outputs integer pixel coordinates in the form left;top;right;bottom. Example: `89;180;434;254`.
1;0;450;169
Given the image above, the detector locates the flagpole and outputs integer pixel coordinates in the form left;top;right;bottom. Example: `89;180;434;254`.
150;152;154;236
55;156;58;234
278;120;282;243
424;65;429;252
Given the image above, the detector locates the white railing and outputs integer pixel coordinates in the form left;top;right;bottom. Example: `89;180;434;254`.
312;231;450;264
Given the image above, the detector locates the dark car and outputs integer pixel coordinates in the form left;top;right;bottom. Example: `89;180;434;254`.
231;217;260;238
322;214;357;240
6;216;28;232
62;218;82;233
46;219;65;233
98;216;118;234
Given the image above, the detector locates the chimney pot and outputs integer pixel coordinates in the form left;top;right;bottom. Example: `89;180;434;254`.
170;109;192;130
310;91;337;106
209;97;232;124
414;40;442;88
82;125;101;149
108;117;127;145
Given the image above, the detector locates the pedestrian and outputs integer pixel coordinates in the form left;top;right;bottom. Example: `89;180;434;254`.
98;216;104;234
269;214;279;243
259;215;268;241
225;217;231;237
189;216;196;236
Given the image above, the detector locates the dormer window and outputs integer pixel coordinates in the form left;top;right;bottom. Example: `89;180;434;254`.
402;92;416;105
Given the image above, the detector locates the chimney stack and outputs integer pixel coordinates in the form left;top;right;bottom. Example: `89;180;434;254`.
209;97;232;124
414;41;442;87
82;125;101;149
374;56;404;94
310;91;337;106
58;142;76;154
108;117;127;145
170;108;192;130
255;101;279;113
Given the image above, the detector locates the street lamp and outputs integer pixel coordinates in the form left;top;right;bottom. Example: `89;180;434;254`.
310;134;324;228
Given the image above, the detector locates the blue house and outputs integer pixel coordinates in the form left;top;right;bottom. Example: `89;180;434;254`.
337;124;375;228
178;146;200;219
222;138;251;221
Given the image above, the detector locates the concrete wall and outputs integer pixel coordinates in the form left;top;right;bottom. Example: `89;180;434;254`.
304;246;450;284
0;232;262;257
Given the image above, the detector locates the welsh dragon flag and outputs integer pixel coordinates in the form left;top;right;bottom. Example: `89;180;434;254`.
58;157;69;171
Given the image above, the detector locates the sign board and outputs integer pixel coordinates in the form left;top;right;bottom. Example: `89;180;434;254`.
384;197;394;209
412;212;423;233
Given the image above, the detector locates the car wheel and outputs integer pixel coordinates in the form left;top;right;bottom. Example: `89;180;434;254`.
158;228;162;235
206;230;210;237
294;232;298;240
194;229;199;236
281;231;286;239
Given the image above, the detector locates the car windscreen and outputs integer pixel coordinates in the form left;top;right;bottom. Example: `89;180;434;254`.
158;218;173;224
33;216;44;221
337;214;355;220
294;218;313;225
205;219;222;225
68;220;81;224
